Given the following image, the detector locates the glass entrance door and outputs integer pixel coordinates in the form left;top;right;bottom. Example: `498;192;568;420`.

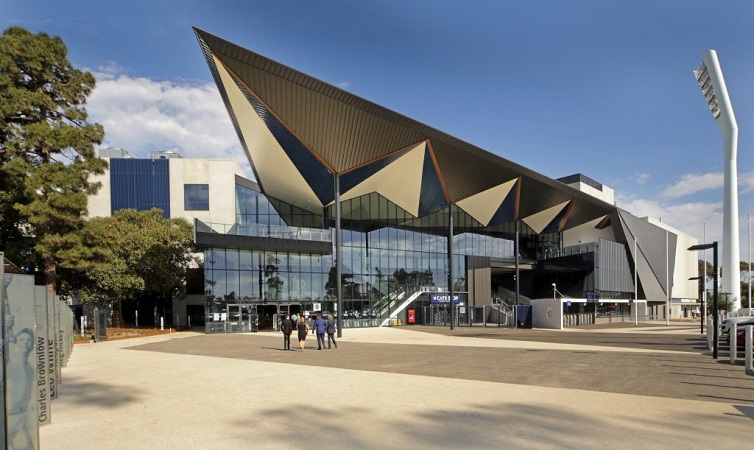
226;304;255;332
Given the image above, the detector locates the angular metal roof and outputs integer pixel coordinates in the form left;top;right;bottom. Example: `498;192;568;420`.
194;27;615;232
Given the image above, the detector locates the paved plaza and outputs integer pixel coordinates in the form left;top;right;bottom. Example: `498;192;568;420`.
41;323;754;449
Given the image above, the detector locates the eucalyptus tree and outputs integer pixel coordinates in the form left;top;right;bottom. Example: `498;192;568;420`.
76;209;196;325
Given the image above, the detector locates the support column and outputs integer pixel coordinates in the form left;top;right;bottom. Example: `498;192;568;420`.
515;220;520;328
448;206;454;331
335;174;343;337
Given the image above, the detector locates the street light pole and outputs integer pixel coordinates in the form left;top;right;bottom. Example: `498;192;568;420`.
689;242;719;359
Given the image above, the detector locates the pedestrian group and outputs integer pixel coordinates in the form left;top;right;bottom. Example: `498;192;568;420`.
280;313;337;351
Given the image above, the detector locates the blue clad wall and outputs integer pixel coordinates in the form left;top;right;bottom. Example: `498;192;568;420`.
110;159;171;217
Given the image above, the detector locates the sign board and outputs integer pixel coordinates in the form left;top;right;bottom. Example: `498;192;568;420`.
429;293;463;304
586;291;600;303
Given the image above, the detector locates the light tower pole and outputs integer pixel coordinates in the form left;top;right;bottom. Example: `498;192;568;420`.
693;50;740;314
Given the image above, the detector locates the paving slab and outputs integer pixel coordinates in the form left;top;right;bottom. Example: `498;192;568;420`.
40;324;754;449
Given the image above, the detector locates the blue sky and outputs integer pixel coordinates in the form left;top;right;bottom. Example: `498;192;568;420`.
4;0;754;259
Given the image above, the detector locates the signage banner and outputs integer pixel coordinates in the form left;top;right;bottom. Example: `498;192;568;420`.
34;286;50;426
4;273;40;449
46;292;56;400
1;254;6;449
54;296;62;386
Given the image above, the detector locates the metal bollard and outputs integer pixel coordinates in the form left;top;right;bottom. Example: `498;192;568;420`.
746;325;753;375
731;323;738;364
707;318;713;351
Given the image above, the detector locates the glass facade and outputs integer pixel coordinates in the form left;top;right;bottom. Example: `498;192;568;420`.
204;183;516;332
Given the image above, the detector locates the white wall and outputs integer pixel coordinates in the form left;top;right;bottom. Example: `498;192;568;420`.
573;181;615;204
562;217;616;247
531;298;563;329
169;158;243;225
87;168;111;218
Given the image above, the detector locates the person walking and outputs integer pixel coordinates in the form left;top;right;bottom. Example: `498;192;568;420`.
326;314;337;349
296;315;309;352
280;314;293;350
313;314;327;350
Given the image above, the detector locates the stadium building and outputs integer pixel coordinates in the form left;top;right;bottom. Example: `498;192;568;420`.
89;29;700;332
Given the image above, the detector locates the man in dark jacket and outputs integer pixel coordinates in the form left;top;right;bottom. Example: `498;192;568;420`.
280;314;293;350
313;314;327;350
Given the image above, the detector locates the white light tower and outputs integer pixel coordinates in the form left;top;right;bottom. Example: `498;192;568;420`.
693;50;740;313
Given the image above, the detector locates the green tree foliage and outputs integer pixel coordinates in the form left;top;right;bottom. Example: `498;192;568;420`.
740;260;752;310
697;259;754;311
0;26;106;289
72;209;195;323
697;259;714;280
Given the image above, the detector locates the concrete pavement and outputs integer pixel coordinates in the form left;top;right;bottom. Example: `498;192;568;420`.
40;323;754;449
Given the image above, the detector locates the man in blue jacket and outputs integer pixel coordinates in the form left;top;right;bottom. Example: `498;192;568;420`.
313;314;327;350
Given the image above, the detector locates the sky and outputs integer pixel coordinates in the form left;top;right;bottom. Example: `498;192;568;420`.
4;0;754;260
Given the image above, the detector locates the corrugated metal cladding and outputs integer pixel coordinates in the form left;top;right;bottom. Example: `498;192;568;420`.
194;28;615;229
595;238;634;293
110;159;170;218
614;209;675;295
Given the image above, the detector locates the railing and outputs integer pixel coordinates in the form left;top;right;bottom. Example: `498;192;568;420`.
372;285;436;322
195;219;332;243
537;242;597;261
379;290;425;327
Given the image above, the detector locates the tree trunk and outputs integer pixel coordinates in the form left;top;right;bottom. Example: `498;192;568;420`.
110;300;125;328
44;255;56;292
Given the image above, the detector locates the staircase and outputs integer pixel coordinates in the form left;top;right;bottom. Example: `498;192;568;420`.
379;290;425;327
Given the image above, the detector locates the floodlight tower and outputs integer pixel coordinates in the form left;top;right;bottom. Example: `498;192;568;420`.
693;50;740;314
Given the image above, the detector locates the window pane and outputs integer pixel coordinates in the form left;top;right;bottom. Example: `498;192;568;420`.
184;184;209;211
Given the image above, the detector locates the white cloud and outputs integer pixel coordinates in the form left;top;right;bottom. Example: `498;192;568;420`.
616;192;724;252
635;173;650;185
87;71;252;177
661;172;722;199
740;172;754;195
336;81;351;89
660;171;754;199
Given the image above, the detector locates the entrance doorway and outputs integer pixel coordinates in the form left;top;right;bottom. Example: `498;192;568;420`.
186;305;205;328
226;304;255;332
257;304;279;330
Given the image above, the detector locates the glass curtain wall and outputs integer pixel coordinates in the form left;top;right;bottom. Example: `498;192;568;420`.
204;185;515;332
